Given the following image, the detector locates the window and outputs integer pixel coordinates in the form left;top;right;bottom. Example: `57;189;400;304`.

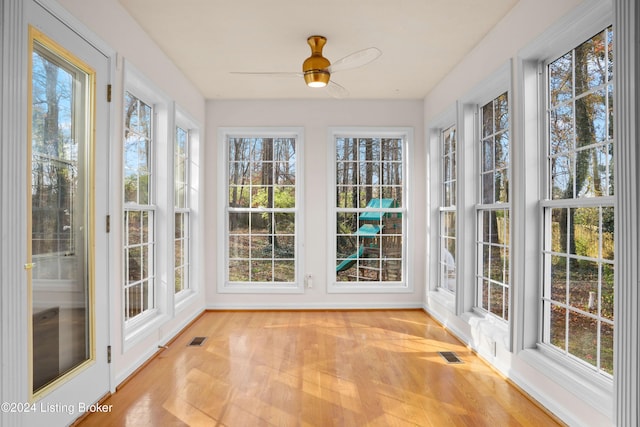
221;129;302;292
477;93;510;320
332;130;409;290
174;125;189;295
542;27;614;376
439;125;457;293
123;91;155;322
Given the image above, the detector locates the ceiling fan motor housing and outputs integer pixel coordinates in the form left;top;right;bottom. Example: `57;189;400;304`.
303;35;331;87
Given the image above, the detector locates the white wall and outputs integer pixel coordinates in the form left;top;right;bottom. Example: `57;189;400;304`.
206;99;425;309
57;0;205;120
424;0;582;123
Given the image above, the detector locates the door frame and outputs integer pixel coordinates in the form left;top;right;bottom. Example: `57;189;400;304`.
0;0;115;425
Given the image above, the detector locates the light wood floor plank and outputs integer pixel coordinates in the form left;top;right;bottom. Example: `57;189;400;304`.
77;310;563;426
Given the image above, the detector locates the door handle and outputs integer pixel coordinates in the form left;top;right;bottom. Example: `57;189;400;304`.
24;263;36;270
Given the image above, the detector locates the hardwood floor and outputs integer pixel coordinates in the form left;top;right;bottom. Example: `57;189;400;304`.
78;310;562;426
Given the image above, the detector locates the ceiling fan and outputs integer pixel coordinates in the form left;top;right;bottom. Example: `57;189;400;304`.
232;36;382;98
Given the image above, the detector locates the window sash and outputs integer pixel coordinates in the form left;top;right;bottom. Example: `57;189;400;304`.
225;136;298;286
123;208;155;322
334;136;407;286
541;26;615;377
123;90;156;323
174;125;190;294
174;211;189;294
476;93;511;320
439;126;457;292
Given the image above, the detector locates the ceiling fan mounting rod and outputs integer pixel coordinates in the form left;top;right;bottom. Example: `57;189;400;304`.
303;35;330;87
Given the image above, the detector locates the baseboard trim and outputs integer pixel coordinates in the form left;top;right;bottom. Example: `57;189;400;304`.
206;302;423;310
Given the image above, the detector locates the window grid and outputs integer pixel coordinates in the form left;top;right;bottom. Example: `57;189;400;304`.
439;126;456;292
542;27;614;377
174;126;190;294
226;137;297;285
123;92;155;322
477;93;511;321
335;137;405;284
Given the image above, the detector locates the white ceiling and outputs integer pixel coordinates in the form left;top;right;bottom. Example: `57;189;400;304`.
119;0;519;100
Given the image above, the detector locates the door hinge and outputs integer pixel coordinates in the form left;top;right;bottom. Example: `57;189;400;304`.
107;84;112;102
107;345;112;364
106;215;111;233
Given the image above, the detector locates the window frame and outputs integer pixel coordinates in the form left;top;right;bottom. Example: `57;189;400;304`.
122;61;172;344
515;1;614;414
439;124;457;295
173;107;198;303
122;90;157;328
476;92;511;322
328;127;413;294
217;127;305;294
427;67;512;335
539;26;615;378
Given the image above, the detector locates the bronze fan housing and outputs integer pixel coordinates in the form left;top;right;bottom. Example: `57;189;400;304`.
303;36;331;87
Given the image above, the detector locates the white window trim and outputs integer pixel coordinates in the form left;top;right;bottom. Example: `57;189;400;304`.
327;127;414;294
122;60;172;348
217;127;305;294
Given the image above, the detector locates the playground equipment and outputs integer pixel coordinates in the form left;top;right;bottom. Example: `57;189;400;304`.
336;198;401;280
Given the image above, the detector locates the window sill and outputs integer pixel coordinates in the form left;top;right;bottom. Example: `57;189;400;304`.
123;310;168;352
175;289;198;312
427;289;455;312
518;346;613;417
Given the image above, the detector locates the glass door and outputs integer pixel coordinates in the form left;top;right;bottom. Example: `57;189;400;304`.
24;0;110;423
29;28;94;394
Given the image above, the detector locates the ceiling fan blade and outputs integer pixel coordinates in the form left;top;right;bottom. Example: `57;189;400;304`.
326;80;349;99
230;71;303;78
326;47;382;74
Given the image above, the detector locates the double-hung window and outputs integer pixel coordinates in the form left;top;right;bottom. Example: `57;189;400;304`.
541;27;614;376
477;93;510;320
123;91;155;322
174;124;190;295
439;126;457;293
220;129;302;292
332;129;410;291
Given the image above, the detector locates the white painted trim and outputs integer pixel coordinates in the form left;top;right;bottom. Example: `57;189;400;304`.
518;0;613;63
34;0;114;58
612;0;640;425
506;365;590;427
207;302;423;310
519;348;614;417
1;2;30;425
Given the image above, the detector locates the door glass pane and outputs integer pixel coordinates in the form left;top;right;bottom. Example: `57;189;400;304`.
30;35;94;393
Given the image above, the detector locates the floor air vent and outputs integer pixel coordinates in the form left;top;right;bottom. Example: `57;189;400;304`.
188;337;207;346
438;351;463;364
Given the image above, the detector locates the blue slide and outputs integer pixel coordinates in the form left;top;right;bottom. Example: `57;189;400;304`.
336;245;364;272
